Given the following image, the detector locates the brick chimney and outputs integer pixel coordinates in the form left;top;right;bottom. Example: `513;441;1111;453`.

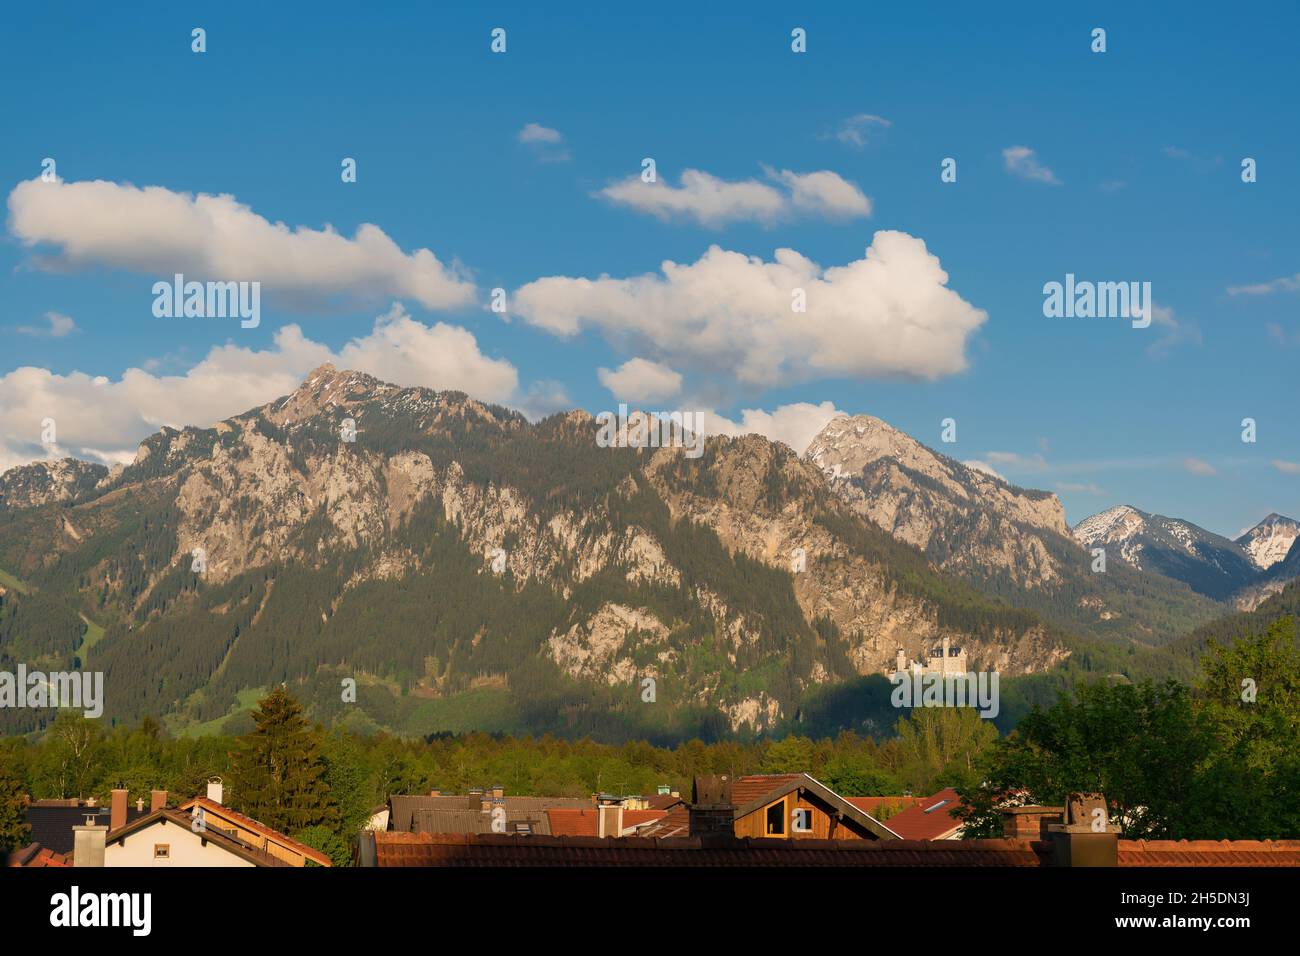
110;788;128;832
73;825;107;867
689;775;735;844
491;785;504;800
1001;805;1063;840
150;789;168;811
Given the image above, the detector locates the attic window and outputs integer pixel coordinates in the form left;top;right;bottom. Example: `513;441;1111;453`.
765;802;786;835
154;844;170;859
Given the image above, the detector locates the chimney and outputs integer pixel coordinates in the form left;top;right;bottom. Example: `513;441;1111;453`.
110;788;128;832
688;775;735;844
150;789;167;812
73;825;107;867
136;798;144;812
429;789;441;797
597;796;624;838
1047;792;1119;867
491;786;504;800
206;779;222;805
1001;805;1063;840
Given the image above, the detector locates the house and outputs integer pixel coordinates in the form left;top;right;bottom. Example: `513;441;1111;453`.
387;787;590;836
177;779;331;866
723;773;899;840
882;788;966;840
10;780;329;867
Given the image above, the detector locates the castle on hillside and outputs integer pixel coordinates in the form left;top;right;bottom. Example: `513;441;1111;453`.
895;636;967;676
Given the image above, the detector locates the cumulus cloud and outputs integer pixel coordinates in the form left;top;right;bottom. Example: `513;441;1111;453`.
16;311;76;337
700;401;844;455
832;113;892;148
767;167;872;218
597;358;683;403
1002;146;1061;185
0;305;520;474
512;231;985;388
7;178;476;311
595;167;870;227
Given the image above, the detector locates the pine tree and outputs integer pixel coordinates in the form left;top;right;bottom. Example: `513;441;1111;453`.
229;686;337;833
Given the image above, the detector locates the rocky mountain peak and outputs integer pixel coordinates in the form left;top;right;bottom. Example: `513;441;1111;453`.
1236;512;1300;570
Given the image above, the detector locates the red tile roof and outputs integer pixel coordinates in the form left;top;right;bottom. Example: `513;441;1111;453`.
370;831;1051;867
366;831;1300;867
545;808;667;836
1118;840;1300;866
879;788;965;840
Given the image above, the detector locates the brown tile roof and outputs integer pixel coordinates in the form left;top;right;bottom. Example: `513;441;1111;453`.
179;796;332;866
731;774;801;809
879;788;964;840
370;831;1052;867
1118;840;1300;866
636;804;690;838
546;808;667;836
7;842;71;867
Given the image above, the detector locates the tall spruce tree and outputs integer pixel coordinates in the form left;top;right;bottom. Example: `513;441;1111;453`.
229;686;337;833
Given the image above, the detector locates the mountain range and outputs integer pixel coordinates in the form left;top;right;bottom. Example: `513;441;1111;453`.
1;365;1295;740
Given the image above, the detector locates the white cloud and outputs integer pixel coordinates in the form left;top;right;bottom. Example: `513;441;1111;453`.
1228;273;1300;296
1002;146;1061;185
597;358;683;403
517;123;570;163
16;311;76;337
833;113;892;148
597;169;785;227
700;401;844;455
595;167;870;227
518;123;562;145
7;178;476;311
1272;460;1300;475
512;230;986;388
963;460;1006;481
1183;457;1217;476
768;168;872;219
0;305;520;475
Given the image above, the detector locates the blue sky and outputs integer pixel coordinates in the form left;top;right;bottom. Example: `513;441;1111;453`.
1;0;1296;538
